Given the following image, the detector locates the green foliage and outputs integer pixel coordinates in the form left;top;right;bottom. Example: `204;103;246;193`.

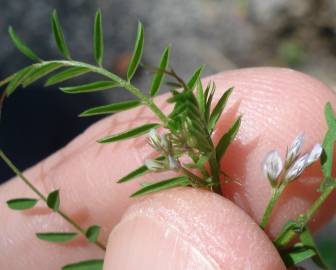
86;225;101;243
8;27;40;61
98;123;160;143
93;10;104;66
36;232;77;242
62;259;104;270
131;176;190;197
79;100;141;117
51;10;71;59
47;190;60;211
216;116;241;160
150;47;170;97
46;67;90;86
22;62;63;88
127;22;144;80
209;87;233;132
0;9;247;268
321;103;336;179
281;244;316;267
187;66;203;90
60;81;119;94
6;198;38;210
117;156;165;183
5;66;34;95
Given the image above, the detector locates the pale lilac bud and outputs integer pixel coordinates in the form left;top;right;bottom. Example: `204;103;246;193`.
263;150;283;185
286;133;305;166
306;144;323;166
168;155;179;170
284;153;308;182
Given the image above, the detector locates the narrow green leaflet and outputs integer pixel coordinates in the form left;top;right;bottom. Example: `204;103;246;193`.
204;82;216;122
281;244;316;267
93;9;104;66
131;176;190;197
45;67;90;86
22;62;64;87
187;66;203;91
299;227;329;269
62;259;104;270
51;10;71;59
7;198;38;210
98;123;160;144
86;225;101;243
208;87;233;132
150;47;170;97
5;66;34;96
127;22;144;81
321;103;336;178
79;100;141;117
117;156;165;183
36;232;77;242
8;27;40;61
61;81;119;94
196;79;205;114
47;190;60;211
0;74;15;88
215;116;241;160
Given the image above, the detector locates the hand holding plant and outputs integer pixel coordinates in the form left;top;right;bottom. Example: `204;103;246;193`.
1;10;336;270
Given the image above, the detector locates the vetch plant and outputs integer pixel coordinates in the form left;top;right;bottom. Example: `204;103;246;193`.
0;9;335;270
260;133;323;230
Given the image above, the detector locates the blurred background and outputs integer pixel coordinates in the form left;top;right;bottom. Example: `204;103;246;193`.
0;0;336;268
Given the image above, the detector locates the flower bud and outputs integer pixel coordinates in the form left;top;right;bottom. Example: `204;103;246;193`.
306;143;323;166
263;150;283;185
285;133;304;166
284;153;308;182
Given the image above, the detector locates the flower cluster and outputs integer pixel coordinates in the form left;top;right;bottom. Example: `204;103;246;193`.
263;133;323;187
145;129;180;171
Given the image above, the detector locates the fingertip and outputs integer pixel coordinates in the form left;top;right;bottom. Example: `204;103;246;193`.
103;188;285;270
210;67;336;236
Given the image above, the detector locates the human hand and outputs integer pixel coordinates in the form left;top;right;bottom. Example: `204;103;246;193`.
1;67;335;269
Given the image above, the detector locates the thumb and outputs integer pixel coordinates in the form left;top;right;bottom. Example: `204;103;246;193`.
103;188;285;270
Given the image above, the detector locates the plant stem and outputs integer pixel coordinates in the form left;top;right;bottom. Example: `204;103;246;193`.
0;150;106;251
304;185;334;224
208;153;221;195
260;183;286;229
43;60;169;125
275;183;335;247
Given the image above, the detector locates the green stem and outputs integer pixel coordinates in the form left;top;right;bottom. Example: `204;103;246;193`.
304;185;334;224
0;150;106;251
208;152;221;195
43;60;169;125
260;183;286;229
275;184;335;247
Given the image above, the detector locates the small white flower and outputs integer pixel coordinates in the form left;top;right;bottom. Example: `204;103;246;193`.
284;153;308;182
286;133;305;166
306;143;323;166
263;150;283;185
148;129;160;149
145;159;164;171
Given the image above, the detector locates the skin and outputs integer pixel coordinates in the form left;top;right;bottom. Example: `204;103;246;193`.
0;67;335;269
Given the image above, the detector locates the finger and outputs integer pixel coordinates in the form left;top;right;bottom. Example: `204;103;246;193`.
103;188;286;270
212;67;336;237
1;68;335;269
